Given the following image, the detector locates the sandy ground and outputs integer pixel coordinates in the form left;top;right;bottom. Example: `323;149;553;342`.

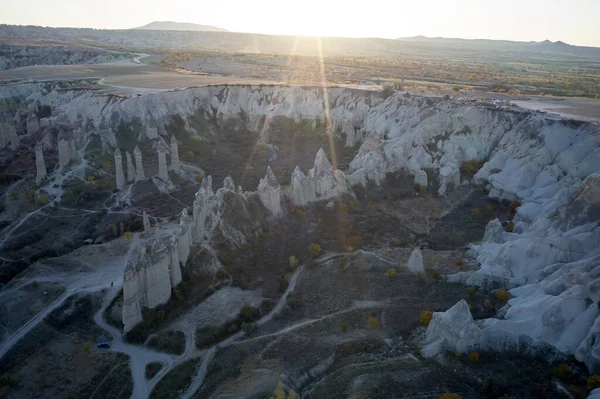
512;97;600;123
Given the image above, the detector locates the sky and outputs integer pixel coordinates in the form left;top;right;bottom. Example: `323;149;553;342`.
2;0;600;47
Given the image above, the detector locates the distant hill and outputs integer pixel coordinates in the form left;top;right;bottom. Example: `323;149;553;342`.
396;36;600;58
133;21;228;32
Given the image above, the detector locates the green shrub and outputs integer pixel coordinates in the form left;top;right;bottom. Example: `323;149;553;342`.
588;375;600;389
552;364;573;380
468;352;480;362
368;315;380;328
420;310;433;326
495;289;510;302
308;243;322;257
385;268;397;278
340;322;349;332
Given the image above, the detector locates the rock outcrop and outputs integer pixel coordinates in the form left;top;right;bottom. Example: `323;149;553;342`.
57;130;74;170
257;166;282;215
170;135;180;172
422;300;483;357
134;145;145;181
34;142;47;185
482;218;505;244
123;175;267;331
407;247;425;275
289;148;351;206
114;148;125;190
26;114;39;135
125;151;135;183
122;212;188;331
157;141;169;182
414;169;428;189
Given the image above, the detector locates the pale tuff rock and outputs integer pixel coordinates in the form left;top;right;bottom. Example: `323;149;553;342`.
26;114;39;135
348;133;387;182
422;300;484;357
57;130;72;170
290;166;308;206
122;209;192;331
465;147;478;161
133;145;145;180
290;148;351;206
407;247;425;275
114;148;125;190
143;211;151;234
125;151;135;183
482;218;505;244
449;174;600;372
414;169;428;189
157;140;169;181
34;142;47;185
8;124;19;151
170;135;180;172
438;161;460;196
223;175;235;192
257;166;282;215
0;122;9;148
145;126;159;139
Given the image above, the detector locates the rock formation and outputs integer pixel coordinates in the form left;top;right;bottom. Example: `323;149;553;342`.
134;145;145;180
437;161;460;196
114;148;125;190
482;218;505;244
122;210;190;332
125;151;135;183
407;247;425;275
0;122;9;148
289;148;351;206
414;169;428;189
145;126;158;139
157;141;169;181
34;142;47;185
257;166;282;215
8;124;19;151
143;211;151;234
26;114;39;135
422;300;483;357
170;135;180;172
123;175;266;331
57;130;72;170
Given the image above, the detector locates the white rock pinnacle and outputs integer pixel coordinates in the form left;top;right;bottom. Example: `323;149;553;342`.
126;151;136;183
170;135;180;172
157;141;169;182
407;247;425;275
257;166;282;215
134;145;145;180
114;148;125;190
35;142;47;185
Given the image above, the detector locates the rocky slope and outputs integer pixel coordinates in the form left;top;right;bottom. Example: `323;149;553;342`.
1;82;599;378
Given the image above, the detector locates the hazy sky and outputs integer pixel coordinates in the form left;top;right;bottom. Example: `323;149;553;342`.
2;0;600;47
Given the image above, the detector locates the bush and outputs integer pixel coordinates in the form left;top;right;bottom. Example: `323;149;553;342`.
308;243;322;257
340;322;349;332
385;268;397;278
87;175;95;183
436;394;461;399
289;255;299;268
495;289;510;302
123;231;134;239
382;83;395;97
455;258;465;267
507;200;520;214
420;310;433;326
338;202;349;213
467;287;478;298
506;221;514;232
483;204;494;215
81;341;92;355
35;193;50;206
454;351;462;358
368;315;380;328
349;235;362;249
588;375;600;389
195;173;204;182
461;160;484;177
274;165;282;175
415;272;425;281
468;352;480;362
552;363;573;380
